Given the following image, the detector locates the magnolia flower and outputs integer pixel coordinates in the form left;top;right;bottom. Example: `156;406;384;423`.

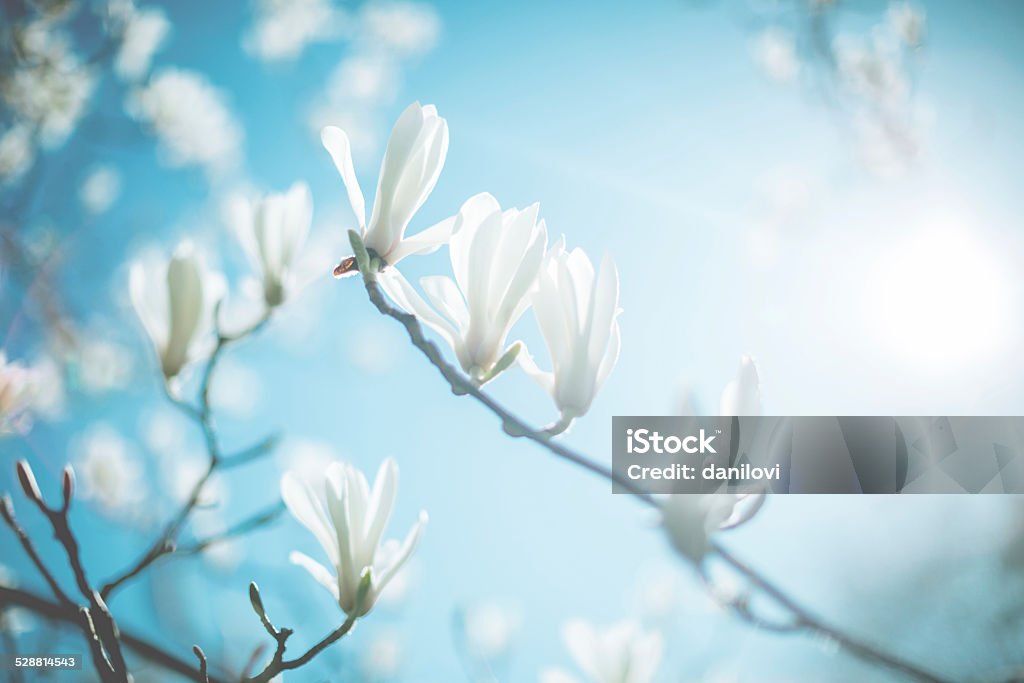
520;243;621;424
661;493;765;565
379;192;547;383
719;355;762;416
130;242;219;379
281;457;427;616
230;182;313;307
541;619;662;683
322;101;452;270
0;353;35;435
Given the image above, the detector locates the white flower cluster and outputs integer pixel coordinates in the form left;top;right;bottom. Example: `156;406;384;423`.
129;182;314;381
324;102;622;425
127;68;243;176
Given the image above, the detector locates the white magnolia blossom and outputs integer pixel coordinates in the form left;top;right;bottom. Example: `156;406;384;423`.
130;242;220;379
661;493;765;565
360;631;404;679
114;6;170;80
244;0;346;62
719;355;762;416
520;243;622;422
1;20;96;148
752;28;800;83
128;68;243;175
78;165;122;214
230;182;313;307
281;457;427;616
73;424;147;517
0;353;36;436
76;336;134;393
322;101;451;267
541;619;662;683
380;192;547;383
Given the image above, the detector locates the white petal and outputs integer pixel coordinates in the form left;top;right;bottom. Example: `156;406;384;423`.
562;620;600;680
363;458;398;563
281;472;337;561
375;510;427;592
321;126;366;229
378;269;459;351
450;192;501;295
384;215;456;265
516;344;555;396
289;550;340;601
420;275;469;335
719;355;762;416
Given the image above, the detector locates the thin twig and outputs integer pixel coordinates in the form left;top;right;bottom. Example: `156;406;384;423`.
711;542;952;683
0;585;227;683
177;503;286;555
102;312;272;599
0;495;74;607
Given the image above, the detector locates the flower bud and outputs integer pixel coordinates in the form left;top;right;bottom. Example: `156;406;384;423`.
16;460;42;504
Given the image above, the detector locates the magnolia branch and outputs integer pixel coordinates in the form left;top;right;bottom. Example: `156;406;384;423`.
347;231;953;683
102;311;274;600
240;579;367;683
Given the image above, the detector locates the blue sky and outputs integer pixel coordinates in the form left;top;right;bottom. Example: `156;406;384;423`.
2;0;1024;680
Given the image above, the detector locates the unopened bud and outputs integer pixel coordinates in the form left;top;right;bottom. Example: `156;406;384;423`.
15;460;42;504
61;465;75;508
248;582;266;619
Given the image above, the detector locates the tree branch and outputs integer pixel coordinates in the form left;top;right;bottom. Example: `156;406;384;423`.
346;231;955;683
0;585;227;683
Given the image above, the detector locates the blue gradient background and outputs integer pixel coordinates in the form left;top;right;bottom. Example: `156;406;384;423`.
2;0;1024;680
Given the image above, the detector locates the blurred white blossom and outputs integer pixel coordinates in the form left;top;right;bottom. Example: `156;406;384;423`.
281;457;427;616
379;192;547;384
208;357;263;417
542;619;662;683
360;1;439;57
229;182;313;307
114;6;170;80
308;2;441;151
0;353;36;436
322;101;451;267
130;241;221;380
72;424;147;517
76;335;134;393
460;600;523;661
128;68;243;175
719;355;762;416
519;243;621;424
78;165;122;214
360;631;403;679
0;124;35;183
888;2;925;48
244;0;347;62
1;20;96;148
752;28;800;83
